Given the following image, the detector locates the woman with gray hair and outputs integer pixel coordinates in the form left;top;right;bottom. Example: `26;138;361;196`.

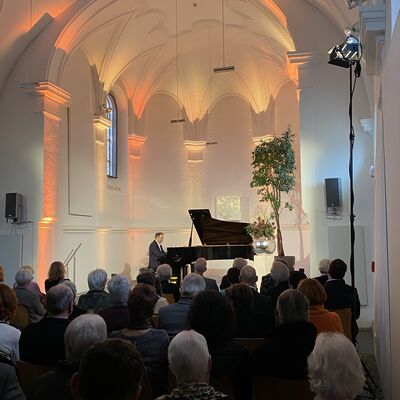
252;289;317;379
77;269;111;312
308;332;365;400
262;260;291;308
156;330;225;400
314;258;331;285
13;268;44;324
28;314;107;400
156;264;180;302
98;274;131;334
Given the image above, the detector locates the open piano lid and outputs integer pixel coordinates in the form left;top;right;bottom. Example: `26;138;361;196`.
188;209;253;246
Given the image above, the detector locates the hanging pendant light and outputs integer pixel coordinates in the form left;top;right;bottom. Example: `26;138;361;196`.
213;0;235;73
171;0;185;124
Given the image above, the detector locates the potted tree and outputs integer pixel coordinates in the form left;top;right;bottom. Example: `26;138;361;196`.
250;126;296;265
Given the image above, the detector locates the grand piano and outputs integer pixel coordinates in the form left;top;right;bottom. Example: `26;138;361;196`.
164;209;254;280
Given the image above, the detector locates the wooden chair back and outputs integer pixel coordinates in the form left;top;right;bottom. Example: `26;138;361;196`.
138;368;153;400
234;338;264;354
253;376;314;400
11;304;30;329
16;361;54;394
164;293;175;304
331;308;352;340
210;375;235;398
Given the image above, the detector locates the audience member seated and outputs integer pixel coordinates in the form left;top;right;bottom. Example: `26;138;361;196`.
110;284;169;397
156;264;180;303
45;261;68;293
298;278;344;334
308;332;365;400
71;339;144;400
0;363;25;400
21;266;44;303
77;269;111;312
60;281;85;322
251;289;317;379
136;271;168;315
314;258;330;286
156;330;225;400
324;259;361;340
230;266;275;336
0;284;21;365
189;291;252;400
220;258;247;290
158;274;205;337
98;274;130;334
13;268;44;324
260;258;291;295
261;260;290;308
289;269;307;289
193;258;219;291
28;314;107;400
20;285;73;365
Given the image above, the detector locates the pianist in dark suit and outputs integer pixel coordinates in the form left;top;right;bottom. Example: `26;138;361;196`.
193;258;219;291
148;232;166;269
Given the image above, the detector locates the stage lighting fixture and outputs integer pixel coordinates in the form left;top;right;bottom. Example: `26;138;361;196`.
345;0;366;10
328;33;361;68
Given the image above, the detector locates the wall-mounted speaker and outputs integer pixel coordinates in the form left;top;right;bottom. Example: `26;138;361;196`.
325;178;342;217
5;193;22;223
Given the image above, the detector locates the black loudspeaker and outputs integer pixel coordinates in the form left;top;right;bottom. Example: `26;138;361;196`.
325;178;342;208
5;193;22;223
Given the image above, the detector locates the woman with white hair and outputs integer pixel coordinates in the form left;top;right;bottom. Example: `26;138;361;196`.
252;289;317;379
262;260;290;308
156;330;225;400
13;268;44;324
308;332;365;400
28;314;107;400
156;264;180;302
98;274;131;334
314;258;331;285
77;269;111;312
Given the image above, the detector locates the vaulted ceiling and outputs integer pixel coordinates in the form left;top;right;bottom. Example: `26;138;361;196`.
0;0;358;119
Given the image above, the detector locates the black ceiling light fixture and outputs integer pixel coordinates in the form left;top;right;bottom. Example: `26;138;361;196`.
213;0;235;73
171;0;185;124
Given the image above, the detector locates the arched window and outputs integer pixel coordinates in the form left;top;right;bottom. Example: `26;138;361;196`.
106;94;117;178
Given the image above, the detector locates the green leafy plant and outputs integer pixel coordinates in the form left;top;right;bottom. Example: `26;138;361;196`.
250;126;296;256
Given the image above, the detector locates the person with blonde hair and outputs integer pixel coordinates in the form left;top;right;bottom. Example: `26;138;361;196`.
308;332;365;400
298;278;343;334
45;261;67;293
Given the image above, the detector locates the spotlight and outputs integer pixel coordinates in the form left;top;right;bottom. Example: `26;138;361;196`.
328;33;361;68
344;0;366;10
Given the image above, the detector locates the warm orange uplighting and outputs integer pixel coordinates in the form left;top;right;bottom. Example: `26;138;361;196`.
260;0;288;28
37;218;56;291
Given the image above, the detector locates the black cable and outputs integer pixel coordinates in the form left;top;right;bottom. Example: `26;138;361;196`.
348;60;360;343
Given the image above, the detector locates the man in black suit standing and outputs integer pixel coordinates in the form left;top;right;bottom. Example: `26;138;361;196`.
324;258;361;341
193;258;219;291
148;232;166;269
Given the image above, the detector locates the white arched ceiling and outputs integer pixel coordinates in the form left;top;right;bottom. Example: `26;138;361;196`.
0;0;358;100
